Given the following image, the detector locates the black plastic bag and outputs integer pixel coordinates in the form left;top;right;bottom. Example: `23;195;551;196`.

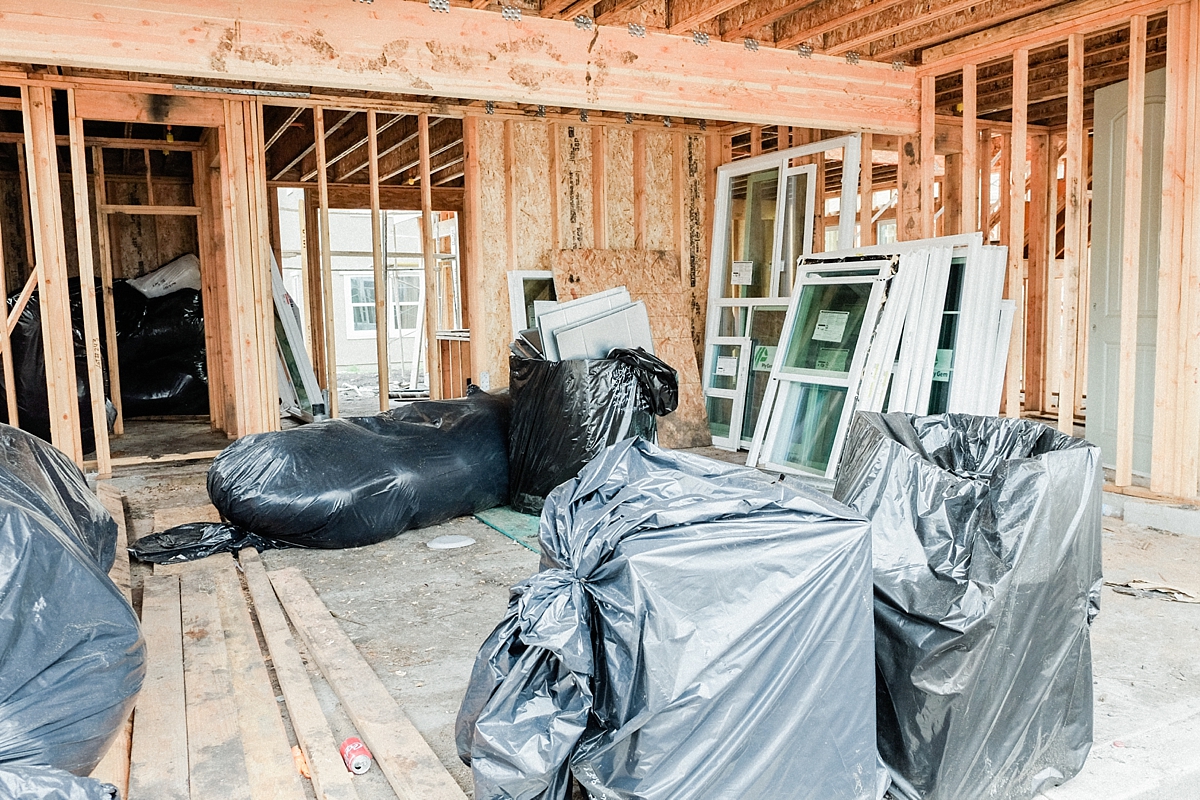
128;522;288;564
0;766;117;800
208;388;509;549
833;412;1103;800
0;423;145;775
507;355;659;515
607;347;679;416
458;438;878;800
116;284;209;417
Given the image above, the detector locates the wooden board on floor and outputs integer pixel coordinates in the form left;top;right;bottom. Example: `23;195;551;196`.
90;483;132;797
153;504;222;532
241;552;360;800
550;248;710;449
267;567;467;800
212;561;309;800
128;575;189;800
179;567;253;800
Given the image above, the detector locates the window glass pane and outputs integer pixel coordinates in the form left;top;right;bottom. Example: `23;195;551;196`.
766;383;848;474
743;307;787;441
707;396;734;440
927;257;965;414
522;278;556;330
781;282;872;375
778;171;810;297
399;305;418;330
352;305;375;330
706;343;743;391
718;306;748;337
722;168;779;299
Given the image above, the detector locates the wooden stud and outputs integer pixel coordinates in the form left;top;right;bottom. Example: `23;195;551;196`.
1180;0;1200;497
302;189;326;387
462;115;483;384
128;575;189;800
1024;132;1051;415
192;146;226;434
998;133;1012;248
1004;49;1029;419
66;90;112;475
369;110;389;412
860;132;875;246
267;568;467;800
592;126;609;250
6;269;38;338
16;147;36;271
633;128;647;250
1116;16;1148;486
750;126;763;157
549;121;561;251
1059;33;1086;435
962;64;979;233
267;185;283;269
21;85;83;463
920;75;937;240
315;107;339;417
241;553;360;800
897;135;920;242
419;113;443;400
943;154;962;236
0;202;16;425
1152;2;1189;494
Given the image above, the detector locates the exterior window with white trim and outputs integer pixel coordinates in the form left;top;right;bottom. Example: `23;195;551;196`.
347;274;377;338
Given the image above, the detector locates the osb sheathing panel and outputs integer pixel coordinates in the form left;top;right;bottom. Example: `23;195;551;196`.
476;117;511;389
683;135;708;374
558;124;593;251
551;248;710;449
107;181;198;279
512;122;553;271
606;129;635;249
643;131;675;252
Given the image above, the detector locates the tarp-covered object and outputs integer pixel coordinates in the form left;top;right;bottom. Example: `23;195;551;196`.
833;412;1103;800
113;280;209;417
0;424;145;775
508;350;677;515
0;765;117;800
458;438;878;800
208;389;509;549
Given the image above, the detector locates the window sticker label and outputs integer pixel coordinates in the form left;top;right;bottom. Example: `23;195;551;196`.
812;309;849;342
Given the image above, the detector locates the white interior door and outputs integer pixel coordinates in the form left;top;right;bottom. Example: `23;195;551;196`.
1087;69;1165;475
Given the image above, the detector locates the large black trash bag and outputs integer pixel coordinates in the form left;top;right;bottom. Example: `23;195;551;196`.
0;284;116;453
208;388;510;549
0;424;146;775
508;351;677;515
0;765;117;800
833;412;1103;800
116;282;209;416
458;438;879;800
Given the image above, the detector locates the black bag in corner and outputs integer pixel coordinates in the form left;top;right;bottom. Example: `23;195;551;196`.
508;351;675;516
833;412;1103;800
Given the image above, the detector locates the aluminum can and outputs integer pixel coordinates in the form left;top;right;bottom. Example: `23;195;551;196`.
339;736;372;774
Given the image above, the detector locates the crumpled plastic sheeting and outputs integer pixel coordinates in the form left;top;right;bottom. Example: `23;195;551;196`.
0;765;117;800
0;424;146;775
208;388;509;549
507;355;661;515
127;522;289;564
459;438;878;800
833;412;1103;800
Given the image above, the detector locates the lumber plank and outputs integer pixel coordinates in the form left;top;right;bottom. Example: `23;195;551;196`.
92;146;125;435
1059;33;1085;435
128;575;189;800
961;63;978;233
1179;0;1200;498
0;206;15;425
920;75;936;239
419;113;443;401
315;107;339;417
266;567;466;800
212;561;308;800
860;132;875;245
89;484;132;797
179;566;253;800
1115;16;1148;486
5;268;37;338
152;504;222;532
632;129;647;249
591;126;609;250
241;552;360;800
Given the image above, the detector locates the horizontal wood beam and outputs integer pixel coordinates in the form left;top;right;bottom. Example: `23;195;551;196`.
0;0;919;133
920;0;1172;73
776;0;909;51
316;183;465;213
595;0;646;25
100;204;202;215
667;0;751;34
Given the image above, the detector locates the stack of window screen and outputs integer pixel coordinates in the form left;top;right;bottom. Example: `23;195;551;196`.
746;233;1012;480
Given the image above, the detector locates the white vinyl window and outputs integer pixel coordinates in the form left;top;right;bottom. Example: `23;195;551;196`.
345;270;425;339
347;275;377;338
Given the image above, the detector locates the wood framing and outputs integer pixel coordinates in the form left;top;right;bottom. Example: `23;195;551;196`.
1004;49;1028;419
0;210;16;426
314;106;339;417
1059;33;1086;435
961;64;979;233
920;76;937;239
1115;15;1148;486
419;113;443;400
0;1;918;133
368;111;389;412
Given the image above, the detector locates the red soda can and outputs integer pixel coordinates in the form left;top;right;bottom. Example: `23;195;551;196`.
339;736;372;774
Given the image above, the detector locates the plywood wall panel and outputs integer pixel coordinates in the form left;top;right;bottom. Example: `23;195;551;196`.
512;122;553;271
558;124;593;251
684;134;708;374
606;128;635;249
643;131;675;252
473;117;510;390
551;248;710;449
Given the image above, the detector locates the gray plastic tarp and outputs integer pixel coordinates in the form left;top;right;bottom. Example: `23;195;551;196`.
834;412;1103;800
458;438;879;800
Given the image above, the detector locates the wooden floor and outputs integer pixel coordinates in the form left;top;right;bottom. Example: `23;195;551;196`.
90;496;467;800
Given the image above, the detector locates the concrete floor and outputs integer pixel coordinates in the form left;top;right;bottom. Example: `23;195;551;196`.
110;438;1200;800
